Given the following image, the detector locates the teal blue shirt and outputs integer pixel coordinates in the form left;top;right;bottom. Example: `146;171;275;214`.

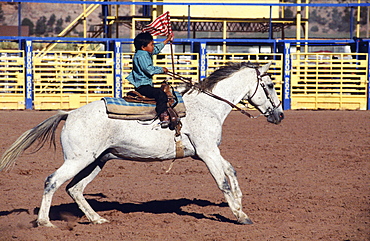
126;42;165;88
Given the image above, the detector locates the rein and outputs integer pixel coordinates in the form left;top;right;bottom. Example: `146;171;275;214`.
167;68;280;119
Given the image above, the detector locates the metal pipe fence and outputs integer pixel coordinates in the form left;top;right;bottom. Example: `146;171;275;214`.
0;46;368;110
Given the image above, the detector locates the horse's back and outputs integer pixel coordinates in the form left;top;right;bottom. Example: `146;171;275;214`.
61;99;196;161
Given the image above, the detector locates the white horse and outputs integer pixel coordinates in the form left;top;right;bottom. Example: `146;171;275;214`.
0;62;284;227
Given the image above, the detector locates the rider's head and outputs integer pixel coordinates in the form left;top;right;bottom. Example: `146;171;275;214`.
134;32;153;52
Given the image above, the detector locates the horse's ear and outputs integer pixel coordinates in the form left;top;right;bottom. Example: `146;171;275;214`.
261;61;272;74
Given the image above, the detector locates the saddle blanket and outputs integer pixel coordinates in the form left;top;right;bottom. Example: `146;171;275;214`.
102;91;186;121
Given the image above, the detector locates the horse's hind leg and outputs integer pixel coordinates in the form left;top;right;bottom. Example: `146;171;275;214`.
66;159;109;224
37;160;94;227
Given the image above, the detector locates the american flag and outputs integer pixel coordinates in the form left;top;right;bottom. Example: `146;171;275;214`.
142;11;172;36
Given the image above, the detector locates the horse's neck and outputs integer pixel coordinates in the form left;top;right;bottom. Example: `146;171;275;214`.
189;68;255;122
212;68;254;105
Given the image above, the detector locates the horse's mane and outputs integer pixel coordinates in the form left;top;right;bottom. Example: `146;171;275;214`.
177;61;259;95
198;61;258;91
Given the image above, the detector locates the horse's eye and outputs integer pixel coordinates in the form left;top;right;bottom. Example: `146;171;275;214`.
267;83;275;88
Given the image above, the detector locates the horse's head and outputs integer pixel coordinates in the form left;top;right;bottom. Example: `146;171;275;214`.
245;62;284;124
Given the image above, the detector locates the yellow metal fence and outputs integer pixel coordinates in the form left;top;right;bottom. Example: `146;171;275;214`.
121;52;199;95
0;50;368;110
0;51;25;109
207;53;284;101
291;53;368;110
33;51;114;110
30;51;198;109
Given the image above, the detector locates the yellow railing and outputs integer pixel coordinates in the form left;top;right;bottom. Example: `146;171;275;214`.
207;53;284;101
33;51;114;110
291;53;368;110
0;51;25;109
0;50;368;110
121;52;199;95
121;53;135;94
31;51;198;109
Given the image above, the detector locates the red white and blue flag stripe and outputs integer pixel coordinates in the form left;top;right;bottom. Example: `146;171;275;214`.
142;11;172;36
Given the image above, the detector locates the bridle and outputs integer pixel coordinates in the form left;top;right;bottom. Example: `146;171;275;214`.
246;68;281;117
167;67;281;119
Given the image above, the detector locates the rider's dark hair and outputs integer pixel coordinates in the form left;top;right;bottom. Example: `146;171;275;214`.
134;32;153;51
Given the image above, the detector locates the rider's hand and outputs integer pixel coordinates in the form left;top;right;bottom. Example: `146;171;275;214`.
164;33;174;44
168;32;174;42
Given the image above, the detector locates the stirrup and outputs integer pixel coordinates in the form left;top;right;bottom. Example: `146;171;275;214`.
160;121;170;128
159;111;170;128
167;107;180;130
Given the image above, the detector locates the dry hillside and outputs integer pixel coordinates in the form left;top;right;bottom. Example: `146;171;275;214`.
0;1;368;38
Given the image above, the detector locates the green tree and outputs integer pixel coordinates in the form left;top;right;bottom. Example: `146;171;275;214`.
328;7;351;32
55;17;64;34
21;18;34;35
338;7;351;32
47;14;56;33
311;9;327;25
65;15;71;23
0;5;5;22
310;25;319;32
285;8;294;18
35;16;47;36
359;7;368;25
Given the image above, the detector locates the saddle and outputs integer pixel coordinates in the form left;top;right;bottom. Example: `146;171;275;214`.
122;82;182;131
123;91;156;105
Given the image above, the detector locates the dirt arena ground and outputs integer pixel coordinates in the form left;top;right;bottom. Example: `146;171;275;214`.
0;110;368;241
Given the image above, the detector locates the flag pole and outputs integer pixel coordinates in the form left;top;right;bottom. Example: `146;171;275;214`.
170;40;175;81
141;11;174;80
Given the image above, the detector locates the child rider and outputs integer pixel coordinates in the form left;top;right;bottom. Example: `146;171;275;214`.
126;32;174;128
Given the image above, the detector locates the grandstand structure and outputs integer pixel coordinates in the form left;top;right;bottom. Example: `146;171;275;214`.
0;0;369;111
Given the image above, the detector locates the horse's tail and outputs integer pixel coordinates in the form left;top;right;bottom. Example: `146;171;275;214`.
0;110;69;171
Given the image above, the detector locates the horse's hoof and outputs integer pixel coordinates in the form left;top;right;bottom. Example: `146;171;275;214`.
238;218;253;225
93;217;110;224
37;220;57;228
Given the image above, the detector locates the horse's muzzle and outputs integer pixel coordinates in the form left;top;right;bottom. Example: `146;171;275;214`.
267;111;284;124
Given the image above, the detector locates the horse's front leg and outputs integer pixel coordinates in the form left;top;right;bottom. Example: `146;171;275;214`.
222;160;253;224
197;147;252;224
222;160;244;208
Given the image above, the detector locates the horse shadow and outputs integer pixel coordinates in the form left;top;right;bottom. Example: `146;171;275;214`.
0;208;30;216
20;195;236;225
